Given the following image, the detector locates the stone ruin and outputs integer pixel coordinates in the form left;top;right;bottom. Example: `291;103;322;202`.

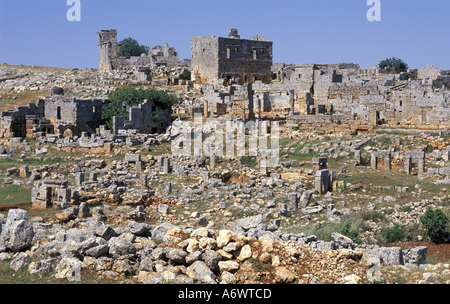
0;94;172;146
371;151;392;171
31;180;74;209
404;151;426;176
191;28;273;86
98;29;188;80
312;157;337;195
188;29;450;133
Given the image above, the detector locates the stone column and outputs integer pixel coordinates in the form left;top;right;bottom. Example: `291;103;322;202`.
289;89;295;116
404;155;412;175
204;100;209;117
76;172;85;186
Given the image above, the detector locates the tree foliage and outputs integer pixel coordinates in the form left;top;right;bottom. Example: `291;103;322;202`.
180;70;191;81
383;224;406;244
420;208;449;244
101;87;178;130
378;57;409;73
118;37;150;59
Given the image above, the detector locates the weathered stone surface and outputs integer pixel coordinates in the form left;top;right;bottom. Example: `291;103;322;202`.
186;261;218;284
363;246;404;266
10;252;31;272
5;220;34;252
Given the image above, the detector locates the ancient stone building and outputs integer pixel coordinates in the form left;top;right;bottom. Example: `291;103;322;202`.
1;95;171;142
97;29;180;73
191;29;273;86
112;99;172;135
0;96;106;140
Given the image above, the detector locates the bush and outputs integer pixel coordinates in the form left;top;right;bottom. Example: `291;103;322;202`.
118;37;149;59
383;224;406;244
340;222;361;244
101;87;178;130
378;57;409;73
180;70;191;81
420;208;449;244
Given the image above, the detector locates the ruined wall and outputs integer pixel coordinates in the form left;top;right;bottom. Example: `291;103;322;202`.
191;35;220;85
113;100;171;135
43;96;105;137
0;100;46;141
191;29;273;86
98;29;179;73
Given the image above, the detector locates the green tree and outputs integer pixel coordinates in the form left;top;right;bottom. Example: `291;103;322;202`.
180;70;191;81
101;87;178;129
378;57;409;73
420;208;449;244
118;37;150;59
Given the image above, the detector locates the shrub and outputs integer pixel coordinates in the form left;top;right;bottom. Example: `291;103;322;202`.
383;224;406;244
340;222;361;244
420;208;449;244
180;70;191;81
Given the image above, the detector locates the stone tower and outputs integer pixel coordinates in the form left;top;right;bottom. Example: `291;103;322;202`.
97;29;119;72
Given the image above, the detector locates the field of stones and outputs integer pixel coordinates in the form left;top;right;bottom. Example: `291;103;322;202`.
0;64;448;285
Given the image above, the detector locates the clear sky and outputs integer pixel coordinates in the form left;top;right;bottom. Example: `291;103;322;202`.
0;0;449;70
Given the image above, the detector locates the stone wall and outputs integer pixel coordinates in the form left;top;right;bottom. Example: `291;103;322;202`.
113;99;171;135
98;29;180;73
191;29;273;86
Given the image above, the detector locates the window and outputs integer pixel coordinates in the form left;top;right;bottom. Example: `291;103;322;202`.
57;107;61;120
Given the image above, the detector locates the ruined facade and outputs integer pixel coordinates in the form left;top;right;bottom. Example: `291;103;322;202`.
0;96;106;140
191;29;273;86
113;99;171;135
197;59;450;132
97;29;180;73
0;95;171;142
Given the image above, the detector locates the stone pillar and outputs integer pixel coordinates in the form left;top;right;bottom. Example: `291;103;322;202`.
90;172;98;182
289;89;295;116
19;166;30;178
135;161;143;173
210;154;217;170
404;155;412;175
354;150;362;166
76;172;85;186
204;100;209;117
315;169;330;195
370;153;377;170
385;154;392;171
162;157;171;174
140;175;148;190
288;192;298;211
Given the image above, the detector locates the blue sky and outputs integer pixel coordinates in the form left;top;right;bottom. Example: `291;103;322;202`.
0;0;449;70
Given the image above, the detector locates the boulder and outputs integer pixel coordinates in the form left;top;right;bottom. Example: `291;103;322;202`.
10;252;31;272
235;214;263;231
84;218;116;240
331;233;356;249
5;220;34;252
108;236;136;258
363;246;404;266
186;261;218;284
55;257;81;281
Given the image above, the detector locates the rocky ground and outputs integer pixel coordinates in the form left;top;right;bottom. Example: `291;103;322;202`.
0;64;449;285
